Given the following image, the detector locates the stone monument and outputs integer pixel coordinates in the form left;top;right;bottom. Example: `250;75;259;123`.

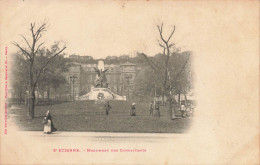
94;61;109;88
78;60;126;101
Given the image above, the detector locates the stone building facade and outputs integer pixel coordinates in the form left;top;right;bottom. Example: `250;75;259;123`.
65;61;136;100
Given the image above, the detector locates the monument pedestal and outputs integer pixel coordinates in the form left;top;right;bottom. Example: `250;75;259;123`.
78;87;126;101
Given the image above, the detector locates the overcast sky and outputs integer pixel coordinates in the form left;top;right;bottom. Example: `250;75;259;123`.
0;0;200;59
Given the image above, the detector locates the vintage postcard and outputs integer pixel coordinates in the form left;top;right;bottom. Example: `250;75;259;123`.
0;0;259;164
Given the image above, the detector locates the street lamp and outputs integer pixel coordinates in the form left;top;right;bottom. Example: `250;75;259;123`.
70;76;78;101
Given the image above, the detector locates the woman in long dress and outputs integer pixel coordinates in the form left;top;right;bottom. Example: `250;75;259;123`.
43;116;51;134
43;110;57;134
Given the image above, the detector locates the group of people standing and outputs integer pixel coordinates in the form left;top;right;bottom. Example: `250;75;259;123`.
180;102;194;118
104;101;160;117
149;101;160;117
104;101;137;116
150;101;194;118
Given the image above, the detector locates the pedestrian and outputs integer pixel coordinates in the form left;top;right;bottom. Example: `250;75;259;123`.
180;103;186;118
43;116;51;134
149;101;153;116
43;110;57;134
130;103;136;116
154;102;160;117
104;101;112;115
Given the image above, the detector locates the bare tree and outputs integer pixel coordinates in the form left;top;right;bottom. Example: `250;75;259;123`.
12;22;66;118
139;23;191;119
156;23;175;102
140;23;175;99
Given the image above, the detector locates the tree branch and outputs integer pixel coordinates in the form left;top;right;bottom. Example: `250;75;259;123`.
30;23;37;56
33;47;66;88
19;34;32;49
36;34;42;42
156;23;177;95
169;55;190;91
12;42;31;60
138;53;161;71
34;42;44;55
35;23;46;40
157;24;167;44
157;23;175;44
158;41;165;49
169;43;175;48
31;23;35;38
166;25;175;43
158;41;166;55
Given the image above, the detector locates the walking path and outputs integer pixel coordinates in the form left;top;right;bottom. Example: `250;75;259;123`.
18;131;186;142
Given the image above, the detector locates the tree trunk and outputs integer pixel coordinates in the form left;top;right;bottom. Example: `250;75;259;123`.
29;89;35;118
169;95;177;119
184;93;187;105
169;96;172;116
54;88;57;100
161;87;165;105
19;90;22;104
59;91;61;100
178;93;181;106
28;61;35;118
25;93;27;106
117;84;119;94
47;86;50;101
36;89;39;105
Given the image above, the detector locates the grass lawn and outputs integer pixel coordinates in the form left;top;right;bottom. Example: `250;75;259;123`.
8;101;192;133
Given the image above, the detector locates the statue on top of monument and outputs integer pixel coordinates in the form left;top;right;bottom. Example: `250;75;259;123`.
94;60;109;88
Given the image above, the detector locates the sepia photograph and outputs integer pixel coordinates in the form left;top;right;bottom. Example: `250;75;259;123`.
0;0;259;164
9;21;194;134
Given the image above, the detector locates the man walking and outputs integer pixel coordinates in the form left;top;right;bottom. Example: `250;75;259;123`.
154;102;160;117
130;103;136;116
149;101;154;116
